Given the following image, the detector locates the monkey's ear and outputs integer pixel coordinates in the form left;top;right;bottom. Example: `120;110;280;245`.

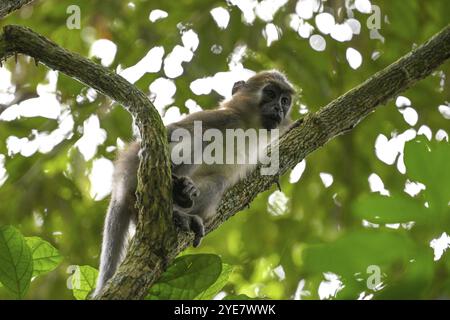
232;80;246;95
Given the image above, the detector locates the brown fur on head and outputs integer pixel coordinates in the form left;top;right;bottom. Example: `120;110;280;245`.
241;70;295;95
224;70;295;130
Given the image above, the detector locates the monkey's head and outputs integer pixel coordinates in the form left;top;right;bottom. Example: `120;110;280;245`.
230;70;295;130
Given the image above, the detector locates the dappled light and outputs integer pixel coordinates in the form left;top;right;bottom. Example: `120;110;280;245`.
0;0;449;301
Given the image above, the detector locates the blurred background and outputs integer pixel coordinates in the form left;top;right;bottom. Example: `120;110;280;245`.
0;0;449;299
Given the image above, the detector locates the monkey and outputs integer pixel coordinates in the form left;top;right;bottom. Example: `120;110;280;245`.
93;70;295;296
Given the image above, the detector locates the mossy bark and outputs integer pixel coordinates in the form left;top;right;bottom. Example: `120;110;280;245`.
0;0;35;18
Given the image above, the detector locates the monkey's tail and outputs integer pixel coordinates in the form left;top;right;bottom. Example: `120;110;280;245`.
93;199;132;297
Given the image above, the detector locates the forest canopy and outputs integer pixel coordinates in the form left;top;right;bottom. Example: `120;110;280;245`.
0;0;449;300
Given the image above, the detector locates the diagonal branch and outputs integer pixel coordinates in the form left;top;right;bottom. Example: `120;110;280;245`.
1;23;450;299
0;0;35;18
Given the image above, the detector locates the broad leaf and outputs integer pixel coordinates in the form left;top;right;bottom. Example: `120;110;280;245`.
0;226;33;299
148;254;222;300
195;264;233;300
25;237;63;277
223;294;255;300
71;265;98;300
303;230;414;277
404;139;450;214
377;248;434;299
353;193;427;224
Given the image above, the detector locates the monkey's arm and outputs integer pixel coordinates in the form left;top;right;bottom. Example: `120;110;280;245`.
172;175;199;208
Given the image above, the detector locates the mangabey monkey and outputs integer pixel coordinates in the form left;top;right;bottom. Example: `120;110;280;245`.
94;70;294;296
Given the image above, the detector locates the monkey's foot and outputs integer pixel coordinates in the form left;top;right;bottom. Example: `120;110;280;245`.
173;175;200;208
173;211;205;247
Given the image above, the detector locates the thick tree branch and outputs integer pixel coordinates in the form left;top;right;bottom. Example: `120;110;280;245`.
0;0;35;18
1;23;449;299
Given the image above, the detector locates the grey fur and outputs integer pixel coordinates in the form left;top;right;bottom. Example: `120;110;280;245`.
93;70;294;297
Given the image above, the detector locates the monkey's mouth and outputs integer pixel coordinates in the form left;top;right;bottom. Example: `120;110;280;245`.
262;114;282;129
265;113;282;123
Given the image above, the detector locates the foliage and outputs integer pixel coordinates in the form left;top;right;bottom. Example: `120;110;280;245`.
0;0;449;299
147;254;223;300
145;254;233;300
0;226;61;298
67;254;233;300
302;139;450;299
70;265;98;300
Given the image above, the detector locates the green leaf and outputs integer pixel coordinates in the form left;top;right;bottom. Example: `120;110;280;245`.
195;264;233;300
0;226;33;299
25;237;63;277
71;265;98;300
378;248;434;299
223;294;256;300
303;230;414;277
353;193;427;223
404;139;450;213
147;254;222;300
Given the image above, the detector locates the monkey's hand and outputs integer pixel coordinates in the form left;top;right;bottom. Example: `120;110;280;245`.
173;210;205;247
172;175;200;208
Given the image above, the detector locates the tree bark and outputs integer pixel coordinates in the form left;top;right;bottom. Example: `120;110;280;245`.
0;0;35;18
1;24;449;299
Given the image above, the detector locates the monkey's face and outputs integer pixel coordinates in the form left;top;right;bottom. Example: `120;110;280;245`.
259;83;292;129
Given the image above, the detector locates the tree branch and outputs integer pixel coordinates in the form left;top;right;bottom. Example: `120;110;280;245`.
1;23;449;299
0;0;35;18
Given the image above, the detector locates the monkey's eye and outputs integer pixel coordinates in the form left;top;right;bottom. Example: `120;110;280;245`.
281;97;290;106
